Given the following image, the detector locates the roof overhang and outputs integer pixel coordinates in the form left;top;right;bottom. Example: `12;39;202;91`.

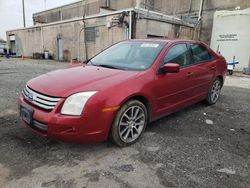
7;7;194;33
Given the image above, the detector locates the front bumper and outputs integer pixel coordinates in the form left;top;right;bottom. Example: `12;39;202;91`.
18;95;116;143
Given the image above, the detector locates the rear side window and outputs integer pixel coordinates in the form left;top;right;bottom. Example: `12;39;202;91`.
163;44;191;67
190;44;212;63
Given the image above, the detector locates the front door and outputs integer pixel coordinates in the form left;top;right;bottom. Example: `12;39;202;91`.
152;43;194;118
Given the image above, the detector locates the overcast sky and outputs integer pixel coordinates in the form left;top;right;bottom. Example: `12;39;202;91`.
0;0;79;40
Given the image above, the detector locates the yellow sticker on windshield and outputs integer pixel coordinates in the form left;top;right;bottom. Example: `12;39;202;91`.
141;43;159;48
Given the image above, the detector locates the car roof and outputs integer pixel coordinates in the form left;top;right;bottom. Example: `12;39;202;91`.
127;38;201;45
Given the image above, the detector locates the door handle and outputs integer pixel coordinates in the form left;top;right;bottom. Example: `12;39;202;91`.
186;72;193;77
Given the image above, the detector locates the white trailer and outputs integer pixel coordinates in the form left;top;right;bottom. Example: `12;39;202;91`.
210;8;250;72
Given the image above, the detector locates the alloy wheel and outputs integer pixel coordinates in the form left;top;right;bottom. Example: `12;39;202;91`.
118;106;146;143
210;80;222;103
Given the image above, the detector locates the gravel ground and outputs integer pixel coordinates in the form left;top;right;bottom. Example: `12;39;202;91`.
0;57;250;188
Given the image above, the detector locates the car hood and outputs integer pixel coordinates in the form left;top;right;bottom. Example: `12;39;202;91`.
27;65;140;97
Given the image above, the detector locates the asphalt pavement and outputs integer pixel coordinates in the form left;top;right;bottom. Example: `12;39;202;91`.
0;58;249;188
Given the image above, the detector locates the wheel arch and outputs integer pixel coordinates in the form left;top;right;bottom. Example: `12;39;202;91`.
108;94;152;146
119;94;152;122
216;74;224;85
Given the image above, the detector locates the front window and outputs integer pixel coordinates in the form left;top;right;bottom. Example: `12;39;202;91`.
90;41;165;70
163;44;191;67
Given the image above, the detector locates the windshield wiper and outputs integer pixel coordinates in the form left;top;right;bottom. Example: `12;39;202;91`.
98;64;120;70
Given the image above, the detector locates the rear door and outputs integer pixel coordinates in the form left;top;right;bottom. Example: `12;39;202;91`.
187;43;216;98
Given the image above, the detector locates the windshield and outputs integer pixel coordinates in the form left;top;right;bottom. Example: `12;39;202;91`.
90;41;165;71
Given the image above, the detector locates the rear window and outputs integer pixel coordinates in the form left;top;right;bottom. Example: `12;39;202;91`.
190;44;212;63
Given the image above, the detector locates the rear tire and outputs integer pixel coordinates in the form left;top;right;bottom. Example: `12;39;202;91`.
206;78;222;105
110;100;148;147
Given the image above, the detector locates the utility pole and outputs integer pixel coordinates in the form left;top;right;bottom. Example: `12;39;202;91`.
44;0;47;10
22;0;26;27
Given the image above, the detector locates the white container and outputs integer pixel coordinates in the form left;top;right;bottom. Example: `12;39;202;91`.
210;8;250;71
44;51;49;59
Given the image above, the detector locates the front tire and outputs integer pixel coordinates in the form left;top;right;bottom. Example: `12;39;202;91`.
110;100;148;147
206;78;222;105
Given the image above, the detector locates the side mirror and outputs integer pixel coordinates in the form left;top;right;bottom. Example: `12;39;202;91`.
160;63;180;74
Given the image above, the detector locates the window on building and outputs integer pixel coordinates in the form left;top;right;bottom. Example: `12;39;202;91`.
85;27;96;43
189;44;212;63
163;44;191;67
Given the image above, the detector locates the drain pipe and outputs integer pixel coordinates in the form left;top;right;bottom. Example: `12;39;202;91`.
129;10;133;39
188;0;192;15
197;0;204;39
198;0;204;21
106;0;110;8
78;22;88;62
78;20;87;62
78;26;84;62
83;21;88;60
78;0;88;62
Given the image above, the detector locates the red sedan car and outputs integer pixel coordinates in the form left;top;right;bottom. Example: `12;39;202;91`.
19;39;227;146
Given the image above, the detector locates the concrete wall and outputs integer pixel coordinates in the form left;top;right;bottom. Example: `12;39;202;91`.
7;28;43;56
144;0;250;44
33;0;102;24
8;10;195;61
32;0;250;44
7;13;129;61
135;19;194;40
108;0;136;10
0;42;7;54
33;0;136;24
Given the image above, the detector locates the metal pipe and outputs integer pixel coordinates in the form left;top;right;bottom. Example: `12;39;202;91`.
41;27;44;52
198;0;204;21
83;21;88;61
106;0;110;8
60;8;63;21
196;0;204;40
188;0;192;15
78;26;85;61
129;11;133;39
126;26;129;40
22;0;26;27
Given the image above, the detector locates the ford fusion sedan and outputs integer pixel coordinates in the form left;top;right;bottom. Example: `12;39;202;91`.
19;39;227;146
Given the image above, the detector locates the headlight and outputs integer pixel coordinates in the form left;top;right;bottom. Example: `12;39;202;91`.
61;91;97;116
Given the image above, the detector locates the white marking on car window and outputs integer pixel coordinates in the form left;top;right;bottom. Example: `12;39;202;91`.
141;43;159;48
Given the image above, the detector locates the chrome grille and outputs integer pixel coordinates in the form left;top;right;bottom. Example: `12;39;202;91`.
22;85;61;110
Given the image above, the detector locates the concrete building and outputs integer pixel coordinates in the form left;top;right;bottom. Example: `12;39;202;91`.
6;0;196;61
7;0;249;61
31;0;250;45
0;38;7;55
141;0;250;45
